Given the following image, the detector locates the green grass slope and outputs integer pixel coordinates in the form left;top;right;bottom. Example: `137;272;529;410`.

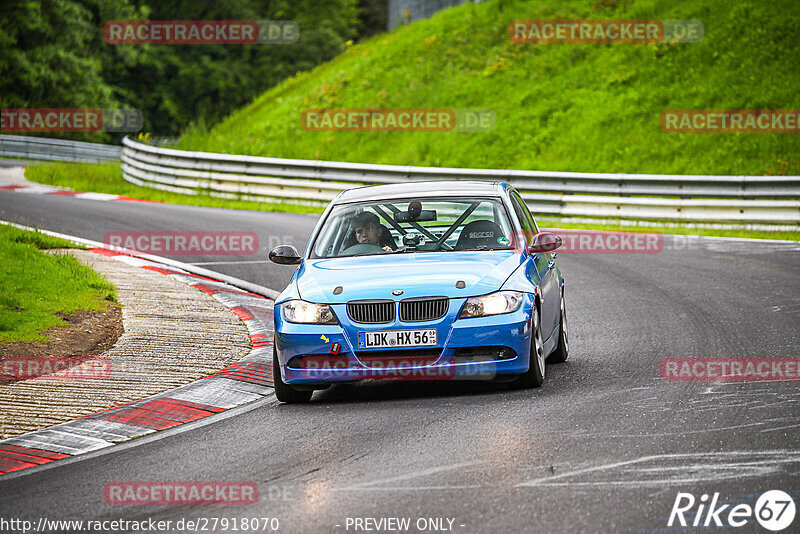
178;0;800;176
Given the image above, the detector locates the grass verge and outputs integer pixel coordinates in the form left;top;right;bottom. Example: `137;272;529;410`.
0;224;117;343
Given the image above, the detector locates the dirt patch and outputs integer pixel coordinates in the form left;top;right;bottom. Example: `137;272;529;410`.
0;304;123;383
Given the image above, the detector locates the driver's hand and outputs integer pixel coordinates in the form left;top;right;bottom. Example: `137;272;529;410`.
382;246;392;252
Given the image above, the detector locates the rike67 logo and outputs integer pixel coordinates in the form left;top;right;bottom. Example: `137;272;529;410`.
669;490;796;531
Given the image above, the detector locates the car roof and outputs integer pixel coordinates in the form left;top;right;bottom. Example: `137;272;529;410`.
336;181;508;203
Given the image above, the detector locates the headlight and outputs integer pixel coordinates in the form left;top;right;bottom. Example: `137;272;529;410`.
282;300;337;324
459;291;524;318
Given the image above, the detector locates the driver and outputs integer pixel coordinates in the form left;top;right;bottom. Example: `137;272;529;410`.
351;212;396;251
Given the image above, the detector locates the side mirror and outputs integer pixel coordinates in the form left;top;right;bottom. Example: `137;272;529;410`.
269;244;302;265
528;232;562;254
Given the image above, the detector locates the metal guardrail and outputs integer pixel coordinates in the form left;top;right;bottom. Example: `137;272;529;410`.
0;134;121;163
121;137;800;225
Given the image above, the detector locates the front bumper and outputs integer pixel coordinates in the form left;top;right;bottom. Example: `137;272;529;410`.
274;296;535;385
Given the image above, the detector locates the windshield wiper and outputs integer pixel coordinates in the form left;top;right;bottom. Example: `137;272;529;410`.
449;245;508;252
384;247;435;254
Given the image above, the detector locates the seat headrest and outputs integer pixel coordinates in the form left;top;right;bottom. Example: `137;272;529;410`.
455;220;505;250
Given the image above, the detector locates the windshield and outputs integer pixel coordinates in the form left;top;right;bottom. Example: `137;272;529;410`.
310;197;518;258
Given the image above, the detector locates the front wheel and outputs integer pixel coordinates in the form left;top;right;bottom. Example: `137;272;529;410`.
273;347;313;403
548;289;569;364
511;305;545;389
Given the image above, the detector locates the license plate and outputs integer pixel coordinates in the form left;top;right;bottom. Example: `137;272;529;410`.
358;329;437;349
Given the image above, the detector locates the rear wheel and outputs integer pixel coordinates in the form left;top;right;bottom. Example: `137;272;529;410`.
548;289;569;364
273;347;313;403
512;305;545;389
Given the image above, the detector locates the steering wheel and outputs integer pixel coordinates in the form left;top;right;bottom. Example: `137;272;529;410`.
340;243;385;256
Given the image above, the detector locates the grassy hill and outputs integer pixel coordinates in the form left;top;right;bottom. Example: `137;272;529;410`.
177;0;800;176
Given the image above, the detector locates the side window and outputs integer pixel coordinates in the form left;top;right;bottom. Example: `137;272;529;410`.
510;192;535;244
515;191;539;233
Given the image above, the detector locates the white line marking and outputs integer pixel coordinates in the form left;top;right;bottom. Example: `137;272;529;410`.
339;461;481;490
73;192;120;201
516;456;647;487
515;451;800;488
569;421;768;439
761;423;800;433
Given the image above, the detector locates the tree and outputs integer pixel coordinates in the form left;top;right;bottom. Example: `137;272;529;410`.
2;0;360;138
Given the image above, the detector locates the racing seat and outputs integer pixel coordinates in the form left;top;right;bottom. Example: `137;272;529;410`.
454;220;505;250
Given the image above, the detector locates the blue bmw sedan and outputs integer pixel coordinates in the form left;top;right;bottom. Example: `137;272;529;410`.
269;181;568;402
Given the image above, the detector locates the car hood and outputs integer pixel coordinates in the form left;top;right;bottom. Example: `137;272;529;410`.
296;251;523;304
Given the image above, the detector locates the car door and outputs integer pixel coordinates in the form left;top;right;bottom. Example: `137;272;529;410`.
509;190;560;343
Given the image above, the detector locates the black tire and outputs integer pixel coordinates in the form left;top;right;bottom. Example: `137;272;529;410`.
273;347;313;403
548;289;569;364
511;305;545;389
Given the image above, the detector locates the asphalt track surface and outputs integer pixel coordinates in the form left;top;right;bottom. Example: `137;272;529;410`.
1;190;799;533
0;160;33;168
